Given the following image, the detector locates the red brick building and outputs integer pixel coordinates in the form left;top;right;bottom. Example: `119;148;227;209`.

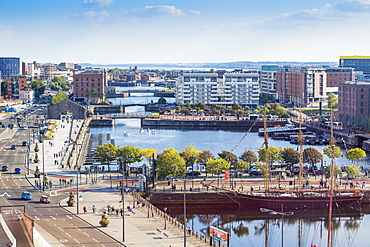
338;81;370;125
326;68;354;87
72;70;108;102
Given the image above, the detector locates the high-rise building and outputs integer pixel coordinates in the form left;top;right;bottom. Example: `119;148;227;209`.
176;71;259;107
72;70;108;102
276;67;327;107
260;65;278;100
339;56;370;76
338;81;370;125
0;57;21;80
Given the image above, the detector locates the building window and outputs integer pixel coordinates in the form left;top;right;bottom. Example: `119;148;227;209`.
75;78;78;81
361;94;364;99
91;83;94;87
75;83;78;87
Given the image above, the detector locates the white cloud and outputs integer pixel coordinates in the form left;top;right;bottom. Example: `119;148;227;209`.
81;10;110;17
189;10;201;16
144;5;185;16
83;0;113;6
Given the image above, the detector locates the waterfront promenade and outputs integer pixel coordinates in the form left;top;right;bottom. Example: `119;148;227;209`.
21;115;210;246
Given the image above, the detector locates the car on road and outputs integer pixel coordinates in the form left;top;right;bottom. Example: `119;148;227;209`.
1;165;8;171
22;192;32;200
14;167;21;174
22;141;27;146
10;145;16;150
40;195;50;203
315;169;325;175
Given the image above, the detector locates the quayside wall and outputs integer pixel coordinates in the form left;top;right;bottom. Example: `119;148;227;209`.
149;192;237;205
141;118;288;130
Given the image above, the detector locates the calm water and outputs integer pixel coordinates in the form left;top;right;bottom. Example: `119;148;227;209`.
90;94;370;247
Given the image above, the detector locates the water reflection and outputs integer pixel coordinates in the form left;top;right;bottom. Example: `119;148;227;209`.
159;204;369;247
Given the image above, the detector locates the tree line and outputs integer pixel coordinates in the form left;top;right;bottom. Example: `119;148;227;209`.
93;143;366;180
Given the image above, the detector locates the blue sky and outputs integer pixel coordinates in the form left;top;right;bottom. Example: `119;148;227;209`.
1;0;370;64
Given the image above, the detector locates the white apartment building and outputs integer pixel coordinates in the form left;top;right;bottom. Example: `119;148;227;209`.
176;72;259;107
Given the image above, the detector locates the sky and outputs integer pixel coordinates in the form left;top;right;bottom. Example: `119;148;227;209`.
1;0;370;65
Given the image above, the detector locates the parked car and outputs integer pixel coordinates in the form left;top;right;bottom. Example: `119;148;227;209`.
40;195;50;203
10;145;16;150
22;141;27;146
249;170;262;176
185;171;201;177
14;167;21;174
22;192;32;200
1;165;8;171
315;169;325;175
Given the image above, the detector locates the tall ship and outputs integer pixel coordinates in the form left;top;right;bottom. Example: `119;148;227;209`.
226;110;363;212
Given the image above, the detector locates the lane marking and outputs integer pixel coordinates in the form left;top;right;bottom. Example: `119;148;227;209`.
58;227;64;232
83;232;90;237
50;216;56;220
74;238;80;244
65;233;72;238
66;215;72;219
34;216;40;220
92;238;99;243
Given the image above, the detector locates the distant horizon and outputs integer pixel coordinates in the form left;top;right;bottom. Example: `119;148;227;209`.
2;1;370;63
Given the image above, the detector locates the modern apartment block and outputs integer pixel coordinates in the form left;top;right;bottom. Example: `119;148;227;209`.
40;63;57;81
260;65;278;99
339;56;370;76
0;57;21;80
338;81;370;124
175;71;259;107
326;67;354;87
72;70;108;102
4;75;28;99
276;67;327;107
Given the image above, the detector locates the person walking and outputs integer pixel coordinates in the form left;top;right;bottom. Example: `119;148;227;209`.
92;205;96;213
83;206;87;214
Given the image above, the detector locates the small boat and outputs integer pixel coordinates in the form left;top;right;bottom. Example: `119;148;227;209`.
139;128;144;133
124;132;129;137
151;130;156;135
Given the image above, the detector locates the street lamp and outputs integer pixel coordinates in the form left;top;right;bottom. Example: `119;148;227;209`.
164;207;167;230
73;143;83;214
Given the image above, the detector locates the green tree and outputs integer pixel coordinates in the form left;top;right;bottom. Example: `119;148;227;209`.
50;90;68;106
345;165;361;178
234;160;249;177
180;145;200;171
116;145;143;175
281;147;299;168
303;147;323;171
206;158;230;174
327;93;338;109
94;144;117;171
141;148;157;163
345;148;366;164
31;79;45;98
257;147;283;163
218;150;238;166
239;150;258;164
324;165;342;179
156;148;186;179
323;145;342;159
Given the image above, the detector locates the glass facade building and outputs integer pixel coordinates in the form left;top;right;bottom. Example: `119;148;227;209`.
0;57;21;80
339;56;370;75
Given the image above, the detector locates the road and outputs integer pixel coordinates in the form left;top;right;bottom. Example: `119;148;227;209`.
0;108;124;246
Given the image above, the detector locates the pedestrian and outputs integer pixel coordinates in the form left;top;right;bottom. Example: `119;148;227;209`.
83;206;87;214
92;205;96;213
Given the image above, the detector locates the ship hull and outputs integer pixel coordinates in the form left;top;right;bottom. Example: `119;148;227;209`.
234;192;363;211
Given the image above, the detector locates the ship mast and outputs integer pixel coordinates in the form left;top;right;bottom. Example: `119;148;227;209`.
264;108;269;195
327;110;335;247
298;111;303;192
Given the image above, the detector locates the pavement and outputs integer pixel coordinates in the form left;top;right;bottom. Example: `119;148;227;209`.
18;113;208;247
